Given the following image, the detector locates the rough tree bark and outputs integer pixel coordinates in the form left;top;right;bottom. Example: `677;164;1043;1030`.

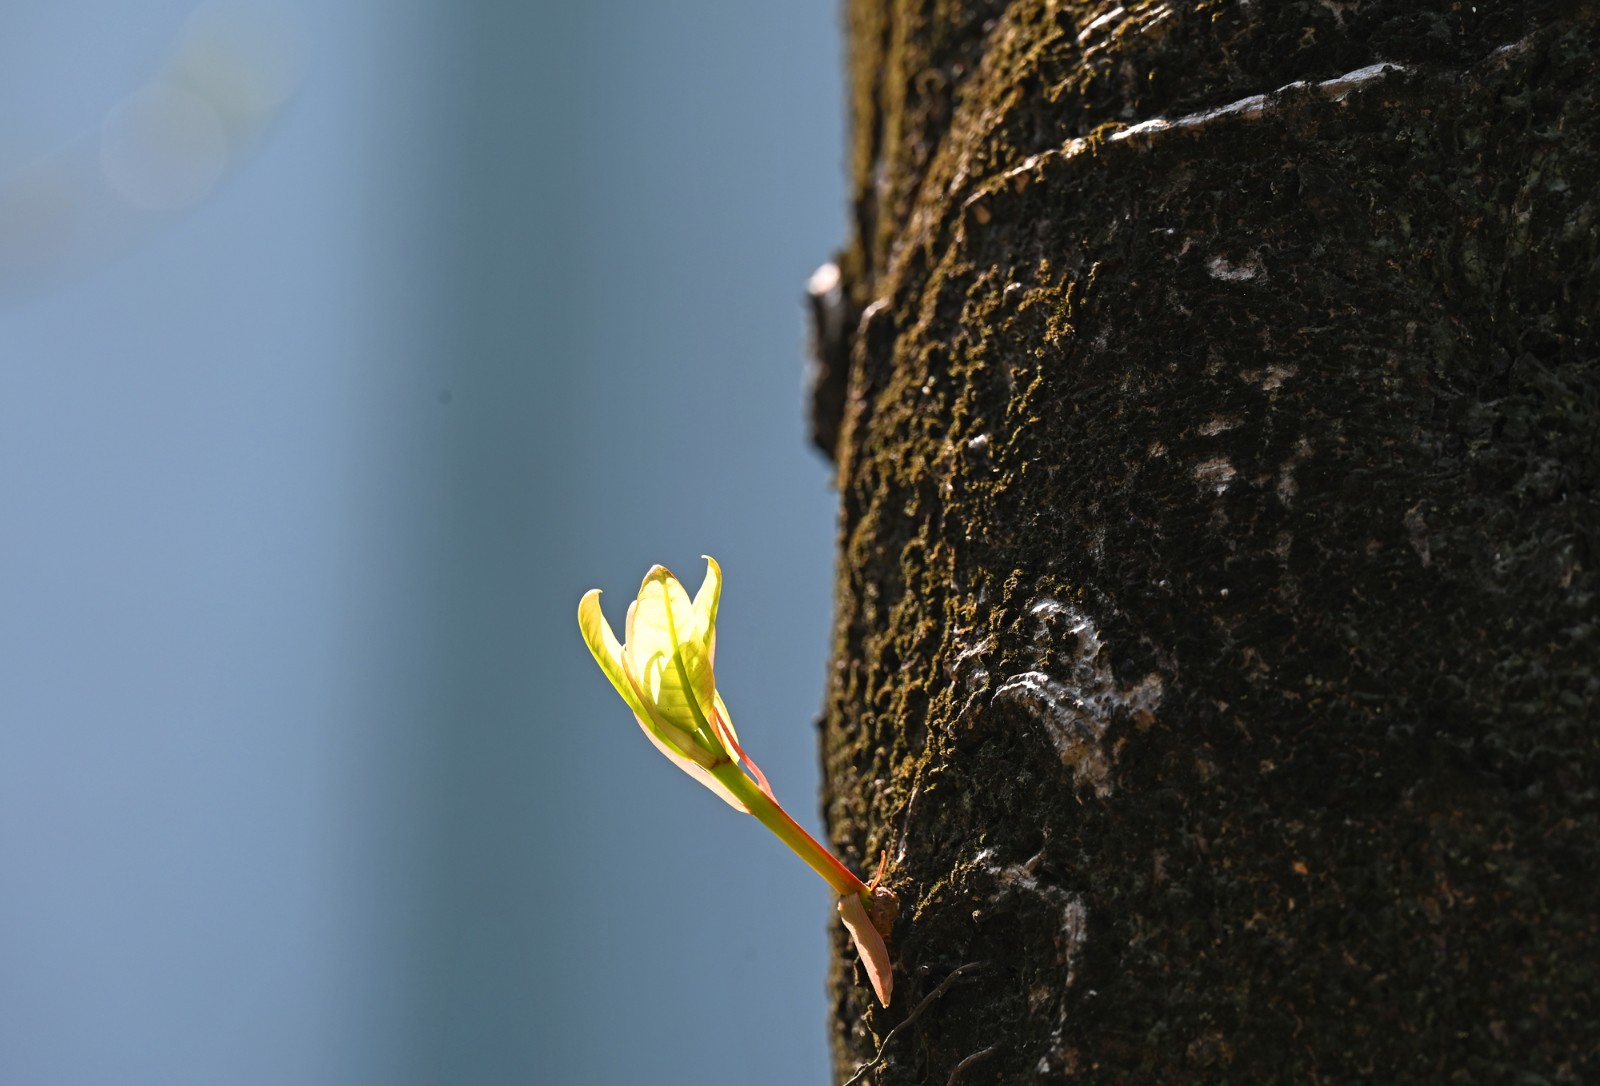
811;2;1599;1082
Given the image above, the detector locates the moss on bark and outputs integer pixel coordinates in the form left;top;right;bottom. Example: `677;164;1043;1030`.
822;2;1600;1081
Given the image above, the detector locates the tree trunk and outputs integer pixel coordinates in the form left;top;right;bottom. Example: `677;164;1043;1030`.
815;2;1599;1081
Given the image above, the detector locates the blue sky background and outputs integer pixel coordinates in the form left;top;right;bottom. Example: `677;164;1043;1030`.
0;3;846;1083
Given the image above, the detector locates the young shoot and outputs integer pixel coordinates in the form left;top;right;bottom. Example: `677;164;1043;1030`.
578;556;895;1006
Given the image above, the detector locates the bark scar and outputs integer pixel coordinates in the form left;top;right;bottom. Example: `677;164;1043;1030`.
990;599;1163;797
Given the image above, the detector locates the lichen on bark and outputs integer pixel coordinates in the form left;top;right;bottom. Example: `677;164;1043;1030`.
820;2;1600;1081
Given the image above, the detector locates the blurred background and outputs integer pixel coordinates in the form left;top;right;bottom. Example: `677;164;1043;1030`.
0;2;845;1083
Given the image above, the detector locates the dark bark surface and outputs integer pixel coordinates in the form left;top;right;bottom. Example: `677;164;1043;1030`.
817;2;1599;1082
